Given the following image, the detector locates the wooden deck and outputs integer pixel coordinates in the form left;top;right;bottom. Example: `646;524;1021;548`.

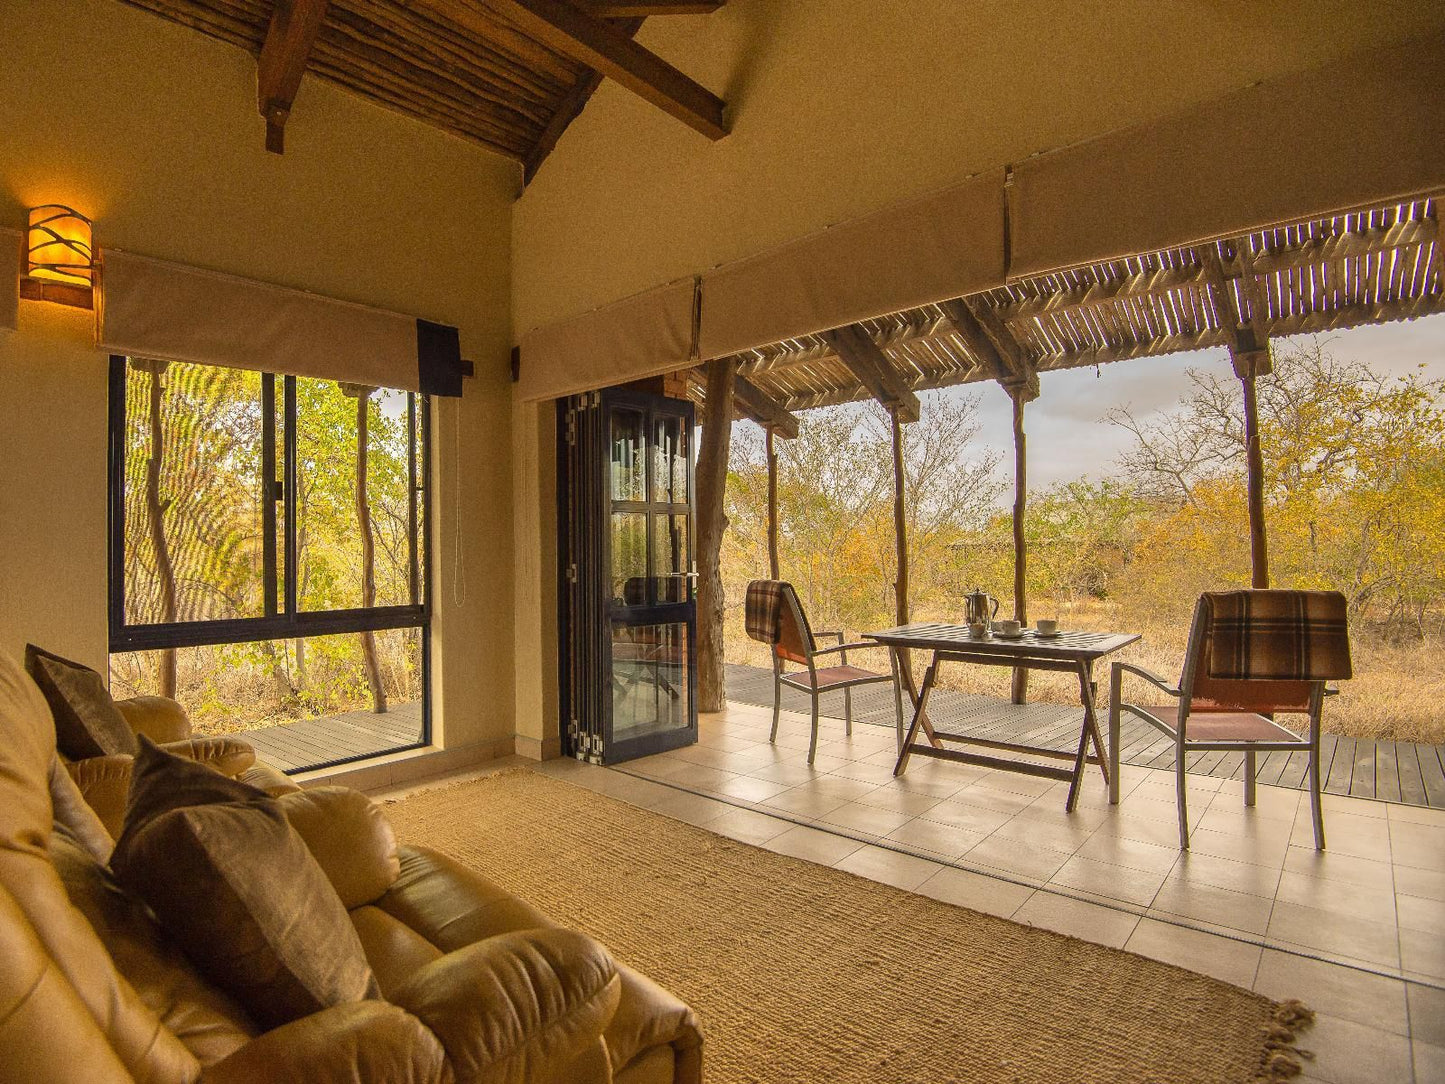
725;663;1445;809
241;701;424;772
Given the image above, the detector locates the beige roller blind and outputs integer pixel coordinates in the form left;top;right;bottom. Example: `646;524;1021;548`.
698;169;1007;361
0;228;18;333
1010;28;1445;279
98;249;466;395
517;278;697;402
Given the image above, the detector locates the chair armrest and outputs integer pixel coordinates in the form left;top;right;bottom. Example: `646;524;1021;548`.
1111;662;1181;697
814;630;845;644
201;1001;446;1084
391;928;621;1084
810;641;883;660
114;695;192;744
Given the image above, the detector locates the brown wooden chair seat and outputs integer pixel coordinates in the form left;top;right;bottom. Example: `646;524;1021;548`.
745;580;904;764
1142;709;1300;743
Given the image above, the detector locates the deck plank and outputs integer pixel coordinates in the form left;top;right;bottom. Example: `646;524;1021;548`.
723;663;1442;809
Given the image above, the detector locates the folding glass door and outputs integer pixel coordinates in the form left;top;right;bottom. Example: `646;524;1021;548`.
560;388;697;764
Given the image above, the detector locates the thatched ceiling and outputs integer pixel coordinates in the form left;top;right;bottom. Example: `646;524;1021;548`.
116;0;726;179
699;196;1445;425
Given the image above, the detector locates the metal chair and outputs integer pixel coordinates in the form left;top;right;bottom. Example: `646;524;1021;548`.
744;580;905;764
1109;589;1351;850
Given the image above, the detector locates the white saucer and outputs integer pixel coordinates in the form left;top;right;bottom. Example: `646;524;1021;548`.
1034;630;1063;639
993;630;1026;640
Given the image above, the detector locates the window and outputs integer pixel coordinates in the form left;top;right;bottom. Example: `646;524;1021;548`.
108;357;429;771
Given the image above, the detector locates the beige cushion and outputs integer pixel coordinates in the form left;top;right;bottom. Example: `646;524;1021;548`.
110;737;380;1029
24;644;137;760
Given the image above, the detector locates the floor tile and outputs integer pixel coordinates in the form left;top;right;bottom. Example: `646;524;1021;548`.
1298;1012;1412;1084
1267;900;1401;969
1391;822;1445;872
1409;982;1445;1047
1168;851;1282;898
817;801;913;836
1283;845;1394;889
884;817;987;859
705;807;792;845
1293;810;1393;860
713;774;793;803
1402;926;1445;981
915;867;1033;919
964;835;1075;882
1012;891;1140;948
1148;878;1276;936
1049;855;1168;907
647;789;733;825
1124;918;1262;988
1398;894;1445;936
917;798;1014;836
850;783;944;816
1395;864;1445;903
1253;950;1408;1035
763;824;866;866
759;786;850;819
1275;870;1397;925
832;844;941;892
1414;1039;1445;1084
1074;831;1181;875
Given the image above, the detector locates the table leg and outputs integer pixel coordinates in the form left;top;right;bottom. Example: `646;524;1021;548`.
893;656;938;777
1066;661;1109;812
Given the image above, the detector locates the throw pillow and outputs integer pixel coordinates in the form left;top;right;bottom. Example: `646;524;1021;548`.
110;737;379;1029
24;644;138;760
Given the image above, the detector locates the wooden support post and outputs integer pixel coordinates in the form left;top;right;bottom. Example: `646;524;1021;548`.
1010;386;1029;704
765;426;780;580
696;357;737;713
1233;347;1271;588
890;408;942;747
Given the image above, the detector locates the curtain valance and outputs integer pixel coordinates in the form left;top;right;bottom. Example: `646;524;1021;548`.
98;249;465;395
1008;28;1445;279
697;169;1006;362
517;278;697;403
0;229;18;333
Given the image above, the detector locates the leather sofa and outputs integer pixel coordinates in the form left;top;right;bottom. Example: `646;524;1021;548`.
0;651;702;1083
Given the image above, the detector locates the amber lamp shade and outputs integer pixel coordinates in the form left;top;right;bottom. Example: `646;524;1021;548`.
27;205;94;286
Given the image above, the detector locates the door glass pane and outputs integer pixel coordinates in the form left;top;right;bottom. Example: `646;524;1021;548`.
610;409;646;501
610;623;689;744
652;414;688;504
295;381;415;611
611;512;648;606
122;359;266;624
652;513;690;604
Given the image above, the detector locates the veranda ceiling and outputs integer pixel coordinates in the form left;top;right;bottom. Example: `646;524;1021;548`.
701;196;1444;417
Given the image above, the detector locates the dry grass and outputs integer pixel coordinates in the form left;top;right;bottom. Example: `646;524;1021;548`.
724;597;1445;746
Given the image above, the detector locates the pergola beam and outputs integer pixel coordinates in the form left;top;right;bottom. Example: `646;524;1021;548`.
821;324;921;423
257;0;330;154
486;0;728;140
734;374;800;438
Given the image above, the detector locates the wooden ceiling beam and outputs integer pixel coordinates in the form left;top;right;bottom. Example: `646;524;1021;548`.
578;1;724;13
486;0;728;140
938;297;1038;401
821;324;920;423
258;0;330;154
734;375;800;438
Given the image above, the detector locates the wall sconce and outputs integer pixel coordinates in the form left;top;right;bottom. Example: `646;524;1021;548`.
21;204;95;309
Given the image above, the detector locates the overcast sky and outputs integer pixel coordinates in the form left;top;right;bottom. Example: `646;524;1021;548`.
945;312;1445;496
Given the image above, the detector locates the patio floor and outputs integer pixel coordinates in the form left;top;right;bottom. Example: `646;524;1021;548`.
533;697;1445;1084
240;700;424;772
725;663;1445;809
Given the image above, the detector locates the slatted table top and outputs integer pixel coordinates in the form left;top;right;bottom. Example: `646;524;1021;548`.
865;622;1141;662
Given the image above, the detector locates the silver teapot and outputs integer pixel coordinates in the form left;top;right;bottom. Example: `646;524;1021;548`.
963;586;1000;632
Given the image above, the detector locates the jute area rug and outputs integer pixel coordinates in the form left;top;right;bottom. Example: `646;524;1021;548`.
384;769;1311;1084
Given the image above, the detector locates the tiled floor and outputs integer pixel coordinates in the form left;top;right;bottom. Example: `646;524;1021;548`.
520;701;1445;1084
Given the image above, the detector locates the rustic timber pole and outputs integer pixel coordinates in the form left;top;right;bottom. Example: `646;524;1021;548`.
889;408;942;747
696;357;737;713
1009;385;1029;704
1232;346;1272;588
765;426;780;579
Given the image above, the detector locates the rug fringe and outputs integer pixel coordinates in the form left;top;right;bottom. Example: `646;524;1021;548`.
1254;999;1316;1082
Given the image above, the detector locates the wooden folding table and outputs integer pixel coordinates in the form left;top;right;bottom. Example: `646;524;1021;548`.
864;623;1141;812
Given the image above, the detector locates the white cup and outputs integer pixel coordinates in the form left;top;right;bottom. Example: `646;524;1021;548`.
995;619;1021;636
1036;619;1058;635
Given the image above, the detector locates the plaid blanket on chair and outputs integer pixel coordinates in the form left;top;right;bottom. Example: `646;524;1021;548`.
1202;590;1351;681
745;580;786;645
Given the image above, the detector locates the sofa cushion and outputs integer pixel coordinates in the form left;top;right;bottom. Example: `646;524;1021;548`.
277;787;400;909
111;737;380;1029
24;644;137;760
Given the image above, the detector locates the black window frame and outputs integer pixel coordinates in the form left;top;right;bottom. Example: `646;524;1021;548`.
106;355;432;771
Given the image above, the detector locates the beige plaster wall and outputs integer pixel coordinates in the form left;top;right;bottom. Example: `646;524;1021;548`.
512;0;1445;335
0;0;520;754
